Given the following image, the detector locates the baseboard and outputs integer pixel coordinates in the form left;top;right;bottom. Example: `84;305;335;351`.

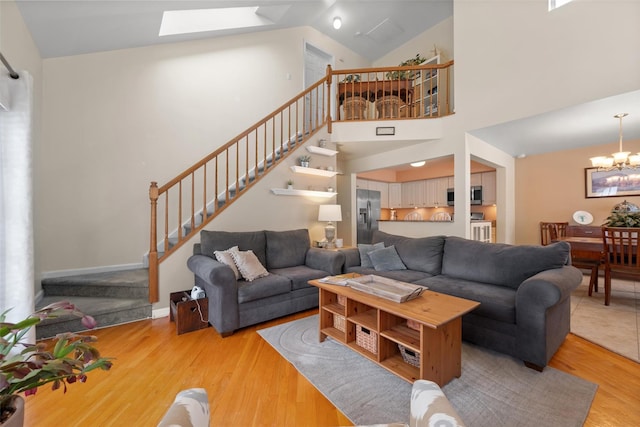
41;263;144;279
153;307;170;319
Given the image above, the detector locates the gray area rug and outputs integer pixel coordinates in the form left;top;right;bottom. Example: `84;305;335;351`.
258;315;597;426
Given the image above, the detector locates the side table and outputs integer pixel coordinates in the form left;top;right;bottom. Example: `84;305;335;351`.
169;290;209;335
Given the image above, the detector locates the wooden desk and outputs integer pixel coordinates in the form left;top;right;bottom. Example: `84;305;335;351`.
557;236;603;261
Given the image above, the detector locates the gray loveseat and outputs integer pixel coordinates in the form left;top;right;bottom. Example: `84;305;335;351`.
187;229;345;336
341;231;583;369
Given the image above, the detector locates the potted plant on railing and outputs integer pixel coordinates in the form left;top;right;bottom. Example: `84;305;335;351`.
386;53;427;80
0;302;113;426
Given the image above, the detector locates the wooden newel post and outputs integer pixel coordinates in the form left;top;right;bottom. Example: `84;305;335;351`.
148;181;159;303
326;64;333;134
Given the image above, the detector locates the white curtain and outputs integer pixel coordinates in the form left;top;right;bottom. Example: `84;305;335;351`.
0;70;34;328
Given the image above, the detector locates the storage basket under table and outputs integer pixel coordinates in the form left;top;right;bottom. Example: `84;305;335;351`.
398;344;420;367
333;314;346;332
356;325;378;354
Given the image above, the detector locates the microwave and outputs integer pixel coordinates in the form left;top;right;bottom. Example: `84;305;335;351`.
447;186;483;205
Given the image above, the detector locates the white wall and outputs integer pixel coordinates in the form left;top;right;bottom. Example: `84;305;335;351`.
37;26;368;281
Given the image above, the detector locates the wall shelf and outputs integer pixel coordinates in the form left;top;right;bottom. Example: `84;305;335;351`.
270;188;337;198
290;165;339;177
306;145;338;157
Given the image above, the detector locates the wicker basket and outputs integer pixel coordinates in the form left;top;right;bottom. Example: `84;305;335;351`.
343;96;368;120
356;325;378;354
333;314;346;332
398;344;420;367
337;295;346;306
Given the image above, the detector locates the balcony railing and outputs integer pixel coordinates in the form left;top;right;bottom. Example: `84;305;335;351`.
331;60;454;122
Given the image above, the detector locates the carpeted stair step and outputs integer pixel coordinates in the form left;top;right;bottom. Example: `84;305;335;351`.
35;295;152;340
41;269;149;299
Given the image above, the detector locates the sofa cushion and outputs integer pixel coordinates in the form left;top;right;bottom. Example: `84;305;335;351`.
200;230;267;266
369;245;407;271
441;236;571;289
214;246;241;280
237;273;291;303
416;275;516;324
231;250;269;282
265;229;310;269
270;265;328;291
358;242;385;268
373;231;445;275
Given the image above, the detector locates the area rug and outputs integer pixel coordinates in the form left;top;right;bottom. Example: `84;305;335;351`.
258;315;597;426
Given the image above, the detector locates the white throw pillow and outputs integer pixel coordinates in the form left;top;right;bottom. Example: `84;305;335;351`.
230;250;269;282
214;246;241;280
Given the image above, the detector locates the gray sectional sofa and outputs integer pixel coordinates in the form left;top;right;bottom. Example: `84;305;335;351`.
341;231;583;369
187;229;344;336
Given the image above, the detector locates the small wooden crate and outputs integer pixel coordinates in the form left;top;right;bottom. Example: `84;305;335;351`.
398;344;420;367
356;325;378;354
169;290;209;335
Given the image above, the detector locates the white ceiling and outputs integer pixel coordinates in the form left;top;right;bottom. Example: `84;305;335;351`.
15;0;452;60
10;1;640;165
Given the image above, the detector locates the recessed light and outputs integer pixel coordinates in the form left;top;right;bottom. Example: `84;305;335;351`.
333;17;342;30
410;161;426;167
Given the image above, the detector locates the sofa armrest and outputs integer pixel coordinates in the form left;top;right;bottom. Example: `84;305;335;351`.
340;247;361;271
515;265;583;367
516;265;582;309
187;254;238;335
157;388;210;427
305;248;345;275
410;380;465;427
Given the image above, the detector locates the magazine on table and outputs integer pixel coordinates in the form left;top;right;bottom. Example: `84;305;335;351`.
318;273;360;286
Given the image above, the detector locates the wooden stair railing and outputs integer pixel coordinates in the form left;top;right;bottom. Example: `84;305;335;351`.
147;61;455;302
147;69;332;302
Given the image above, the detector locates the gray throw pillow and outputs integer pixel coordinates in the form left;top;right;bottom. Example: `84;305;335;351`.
369;245;407;271
357;242;385;268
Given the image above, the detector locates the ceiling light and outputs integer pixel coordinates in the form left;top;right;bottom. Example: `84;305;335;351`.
410;161;426;168
333;17;342;30
590;113;640;170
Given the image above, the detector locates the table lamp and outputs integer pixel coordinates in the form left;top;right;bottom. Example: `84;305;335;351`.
318;204;342;248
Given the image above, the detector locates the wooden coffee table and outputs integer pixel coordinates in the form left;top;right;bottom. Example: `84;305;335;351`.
309;276;480;386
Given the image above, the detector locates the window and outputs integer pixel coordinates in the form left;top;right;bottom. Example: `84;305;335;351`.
549;0;573;11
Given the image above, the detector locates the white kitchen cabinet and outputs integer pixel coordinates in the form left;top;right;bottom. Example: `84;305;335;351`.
357;179;389;208
470;221;492;243
470;173;482;187
388;183;402;208
402;180;426;208
481;171;496;206
356;178;369;190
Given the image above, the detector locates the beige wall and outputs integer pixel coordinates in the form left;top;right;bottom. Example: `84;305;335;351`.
516;138;640;245
0;0;44;292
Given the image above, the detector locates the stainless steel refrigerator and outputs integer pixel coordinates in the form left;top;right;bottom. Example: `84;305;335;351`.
357;189;381;244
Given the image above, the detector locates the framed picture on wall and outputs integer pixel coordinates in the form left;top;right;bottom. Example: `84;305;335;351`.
585;167;640;198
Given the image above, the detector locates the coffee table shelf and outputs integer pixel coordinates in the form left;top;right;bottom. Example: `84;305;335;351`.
310;277;480;386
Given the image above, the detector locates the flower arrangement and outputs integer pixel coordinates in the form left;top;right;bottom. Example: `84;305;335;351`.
0;301;113;423
386;53;427;80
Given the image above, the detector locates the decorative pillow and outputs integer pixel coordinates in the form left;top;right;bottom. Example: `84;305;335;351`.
358;242;385;268
230;250;269;281
369;245;407;271
214;246;241;280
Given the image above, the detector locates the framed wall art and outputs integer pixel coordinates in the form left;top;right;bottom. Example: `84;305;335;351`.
585;167;640;198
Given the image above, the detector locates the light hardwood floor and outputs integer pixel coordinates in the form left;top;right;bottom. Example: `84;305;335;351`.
25;310;640;426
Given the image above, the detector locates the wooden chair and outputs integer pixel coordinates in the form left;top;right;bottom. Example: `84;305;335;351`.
601;227;640;306
541;221;601;295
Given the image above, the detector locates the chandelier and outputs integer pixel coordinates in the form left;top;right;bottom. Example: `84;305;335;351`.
590;113;639;170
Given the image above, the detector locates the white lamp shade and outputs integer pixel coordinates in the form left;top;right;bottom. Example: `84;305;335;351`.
318;204;342;222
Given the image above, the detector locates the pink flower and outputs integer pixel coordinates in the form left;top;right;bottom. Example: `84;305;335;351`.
81;315;97;329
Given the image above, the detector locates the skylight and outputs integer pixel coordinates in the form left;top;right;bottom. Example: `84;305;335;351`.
548;0;573;11
159;7;274;36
